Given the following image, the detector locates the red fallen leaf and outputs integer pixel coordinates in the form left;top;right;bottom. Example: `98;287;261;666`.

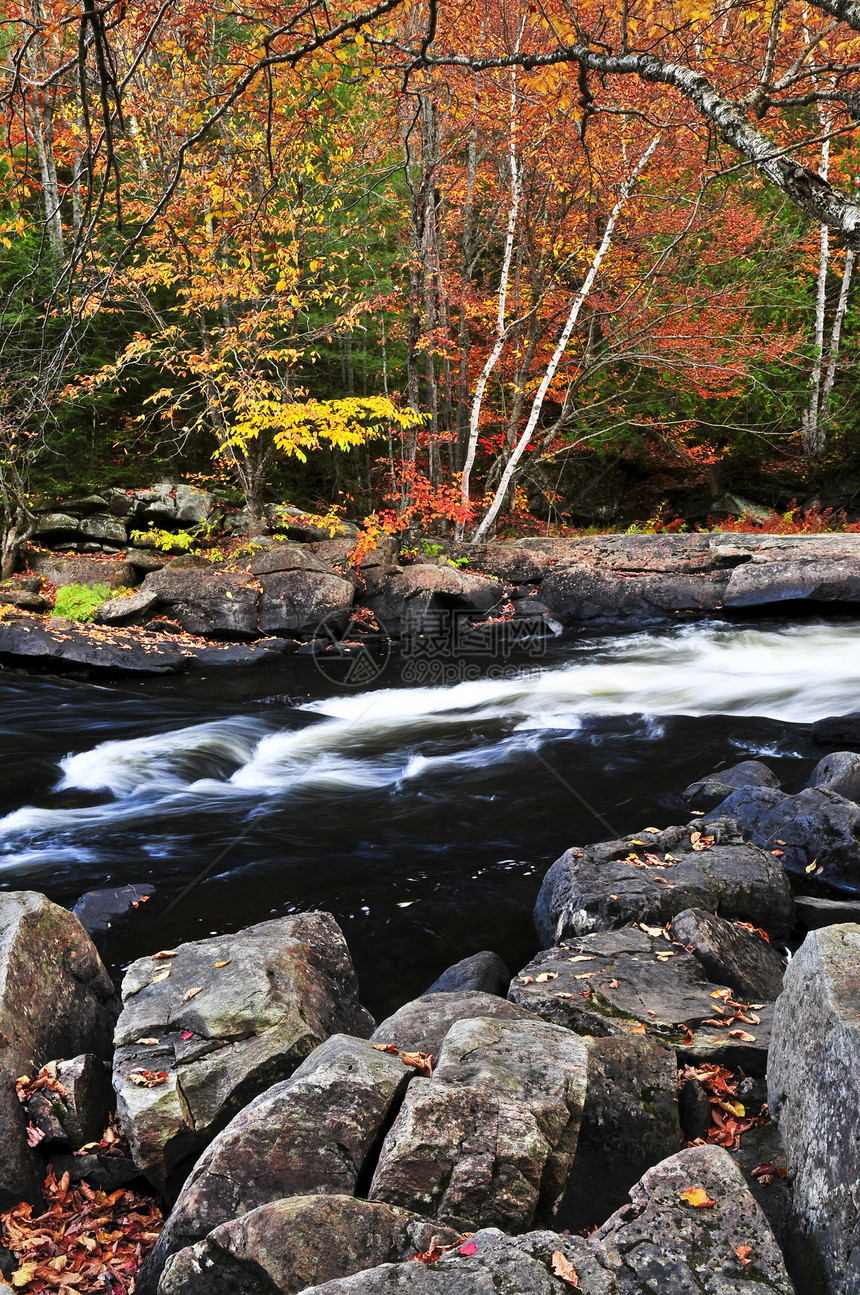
735;1244;753;1269
680;1186;716;1207
679;1025;694;1044
551;1250;579;1285
151;950;178;960
459;1241;477;1255
751;1162;787;1180
771;849;784;857
411;1235;449;1265
181;1031;194;1040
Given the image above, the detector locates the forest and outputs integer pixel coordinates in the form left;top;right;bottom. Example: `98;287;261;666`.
3;0;860;564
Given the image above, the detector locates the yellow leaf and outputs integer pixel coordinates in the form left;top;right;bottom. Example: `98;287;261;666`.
680;1187;716;1207
153;968;171;983
214;960;231;968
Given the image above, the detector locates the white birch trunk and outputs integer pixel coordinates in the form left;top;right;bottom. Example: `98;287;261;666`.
470;133;661;543
819;246;856;415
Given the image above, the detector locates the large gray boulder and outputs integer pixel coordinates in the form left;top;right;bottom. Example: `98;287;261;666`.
369;1016;588;1232
113;911;374;1191
0;892;118;1207
257;569;355;635
141;568;259;637
158;1196;460;1295
540;566;729;622
422;950;510;997
362;565;503;635
769;923;860;1294
715;785;860;893
300;1145;794;1293
137;1034;412;1295
670;908;787;1001
722;556;860;607
509;929;773;1072
534;818;793;947
683;759;780;809
807;750;860;803
371;991;534;1056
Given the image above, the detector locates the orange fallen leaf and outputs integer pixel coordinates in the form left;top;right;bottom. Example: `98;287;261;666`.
214;960;231;968
728;1029;756;1042
126;1070;169;1088
735;1244;753;1269
551;1250;579;1286
151;950;178;960
629;1024;647;1034
680;1186;716;1207
400;1051;435;1077
135;1038;160;1046
182;987;204;1003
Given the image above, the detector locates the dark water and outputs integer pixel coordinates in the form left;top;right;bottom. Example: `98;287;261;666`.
0;618;856;1021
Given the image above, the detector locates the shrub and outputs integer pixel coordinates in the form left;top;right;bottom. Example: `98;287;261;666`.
52;583;114;622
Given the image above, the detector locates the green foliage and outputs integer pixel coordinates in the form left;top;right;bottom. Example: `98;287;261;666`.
52;583;114;621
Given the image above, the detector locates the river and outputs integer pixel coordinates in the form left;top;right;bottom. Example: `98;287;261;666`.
0;616;856;1019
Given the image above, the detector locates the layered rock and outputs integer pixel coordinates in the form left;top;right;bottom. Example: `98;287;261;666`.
371;991;534;1056
113;911;375;1191
534;818;793;947
669;908;787;1001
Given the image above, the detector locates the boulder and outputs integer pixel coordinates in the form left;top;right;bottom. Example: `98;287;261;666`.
137;1034;412;1294
113;911;375;1191
0;619;185;673
683;759;780;809
794;894;860;929
0;588;50;612
508;930;773;1072
25;1053;114;1150
534;818;794;947
249;544;331;575
369;1017;588;1232
362;565;503;635
30;555;140;589
73;884;156;935
812;711;860;745
769;923;860;1294
669;908;787;1001
141;568;259;637
0;893;118;1208
715;785;860;893
158;1196;460;1295
299;1145;794;1293
257;569;355;635
371;991;534;1056
422;951;510;997
807;750;860;803
540;566;729;622
95;589;160;625
556;1033;680;1233
723;556;860;607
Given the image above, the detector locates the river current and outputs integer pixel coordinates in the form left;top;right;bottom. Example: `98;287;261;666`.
0;617;857;1019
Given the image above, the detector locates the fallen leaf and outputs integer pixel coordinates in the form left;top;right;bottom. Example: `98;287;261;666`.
567;956;595;963
679;1024;694;1044
771;849;784;857
728;1030;756;1042
609;894;619;900
735;1244;753;1269
680;1186;716;1207
629;839;646;845
643;826;661;833
151;950;178;960
806;859;818;873
519;976;535;985
136;1038;160;1046
629;1024;647;1034
459;1241;477;1255
181;1031;194;1040
126;1070;169;1088
25;1126;44;1148
551;1250;579;1286
574;972;595;980
400;1051;435;1077
182;986;204;1003
609;978;620;988
411;1235;450;1265
152;968;171;983
214;960;231;968
535;972;558;982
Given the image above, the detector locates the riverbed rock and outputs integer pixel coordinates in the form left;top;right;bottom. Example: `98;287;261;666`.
556;1032;680;1233
540;566;729;622
370;991;534;1056
300;1145;794;1294
257;568;355;635
95;589;160;625
812;710;860;745
0;893;118;1207
534;817;794;947
72;884;156;935
157;1196;460;1295
25;1053;114;1150
768;923;860;1294
794;894;860;929
369;1016;588;1232
422;951;511;996
715;784;860;893
141;568;259;637
723;555;860;607
362;565;503;635
807;750;860;802
508;929;773;1072
669;908;787;1001
113;911;375;1192
683;759;780;809
0;619;186;673
137;1034;411;1294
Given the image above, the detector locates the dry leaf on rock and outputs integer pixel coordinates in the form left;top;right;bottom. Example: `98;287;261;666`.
181;987;203;1003
151;950;178;960
126;1070;168;1088
551;1251;579;1286
680;1186;716;1207
735;1245;753;1269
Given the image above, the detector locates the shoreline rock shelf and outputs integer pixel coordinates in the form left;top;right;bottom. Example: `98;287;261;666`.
5;531;860;673
4;799;860;1292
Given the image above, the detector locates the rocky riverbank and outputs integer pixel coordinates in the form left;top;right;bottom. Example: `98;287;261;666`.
4;530;860;675
5;744;860;1292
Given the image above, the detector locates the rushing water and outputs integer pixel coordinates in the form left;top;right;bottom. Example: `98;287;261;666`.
0;616;857;1019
